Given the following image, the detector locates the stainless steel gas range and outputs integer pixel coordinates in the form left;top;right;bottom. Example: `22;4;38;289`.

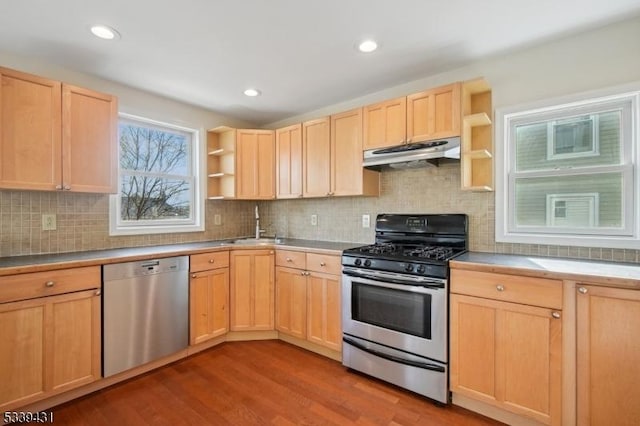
341;213;467;404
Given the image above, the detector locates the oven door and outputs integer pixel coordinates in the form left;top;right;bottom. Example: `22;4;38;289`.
342;267;447;362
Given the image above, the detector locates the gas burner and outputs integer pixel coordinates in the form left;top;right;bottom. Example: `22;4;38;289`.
356;243;399;255
404;246;454;260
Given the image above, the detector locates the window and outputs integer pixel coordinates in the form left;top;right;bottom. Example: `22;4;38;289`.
109;114;203;235
547;115;599;159
496;85;639;249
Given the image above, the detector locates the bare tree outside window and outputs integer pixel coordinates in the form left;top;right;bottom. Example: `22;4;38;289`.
119;121;193;221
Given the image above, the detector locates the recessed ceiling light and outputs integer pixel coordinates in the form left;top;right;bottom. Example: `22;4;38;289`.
90;25;120;40
358;40;378;53
244;88;261;97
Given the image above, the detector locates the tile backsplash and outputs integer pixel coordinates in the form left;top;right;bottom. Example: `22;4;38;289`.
258;163;640;264
0;190;254;257
1;163;638;263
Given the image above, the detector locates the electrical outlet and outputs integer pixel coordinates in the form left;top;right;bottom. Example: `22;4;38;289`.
362;214;370;228
42;214;57;231
214;214;222;225
311;214;318;226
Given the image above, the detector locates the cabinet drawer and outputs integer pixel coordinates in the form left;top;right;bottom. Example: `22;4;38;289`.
276;250;306;269
450;269;562;310
306;253;341;275
190;251;229;272
0;266;101;304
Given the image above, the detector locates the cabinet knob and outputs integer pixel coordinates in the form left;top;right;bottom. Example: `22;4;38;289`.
286;257;293;262
578;287;588;294
208;259;215;263
496;284;505;292
95;289;101;296
320;262;326;267
63;185;71;190
300;271;306;276
55;184;62;190
45;281;55;288
551;312;561;319
191;274;196;278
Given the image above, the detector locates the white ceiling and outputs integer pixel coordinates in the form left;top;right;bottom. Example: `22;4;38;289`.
2;0;639;125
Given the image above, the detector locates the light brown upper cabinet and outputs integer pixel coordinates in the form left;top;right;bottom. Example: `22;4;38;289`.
407;83;461;143
235;129;275;200
363;97;407;150
302;117;331;197
363;83;462;151
330;108;379;197
275;124;303;199
0;67;117;193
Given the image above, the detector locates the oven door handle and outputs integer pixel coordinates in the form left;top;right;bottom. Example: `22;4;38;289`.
342;269;445;289
343;337;446;373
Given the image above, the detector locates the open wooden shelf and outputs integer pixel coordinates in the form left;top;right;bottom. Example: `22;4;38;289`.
461;78;493;192
207;126;236;199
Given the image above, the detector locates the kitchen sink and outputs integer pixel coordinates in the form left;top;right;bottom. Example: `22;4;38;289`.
231;237;281;245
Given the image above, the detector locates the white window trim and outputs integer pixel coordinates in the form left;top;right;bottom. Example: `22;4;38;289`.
495;82;640;249
546;114;600;160
109;113;204;236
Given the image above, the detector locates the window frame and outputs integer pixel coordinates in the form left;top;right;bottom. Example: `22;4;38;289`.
109;113;204;236
495;84;640;249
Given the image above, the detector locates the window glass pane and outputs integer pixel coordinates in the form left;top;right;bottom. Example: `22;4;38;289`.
514;172;623;228
119;122;190;175
120;175;191;221
515;110;621;171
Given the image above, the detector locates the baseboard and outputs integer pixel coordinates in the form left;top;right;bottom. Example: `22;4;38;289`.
452;393;546;426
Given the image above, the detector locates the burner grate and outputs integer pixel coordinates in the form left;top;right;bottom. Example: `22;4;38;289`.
404;246;454;260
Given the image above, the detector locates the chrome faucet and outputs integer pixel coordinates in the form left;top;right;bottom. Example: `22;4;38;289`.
255;205;265;239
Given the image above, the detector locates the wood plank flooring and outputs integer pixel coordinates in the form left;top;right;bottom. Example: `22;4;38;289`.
52;340;503;425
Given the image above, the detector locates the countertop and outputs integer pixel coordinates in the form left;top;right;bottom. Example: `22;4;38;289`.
0;238;361;276
451;252;640;290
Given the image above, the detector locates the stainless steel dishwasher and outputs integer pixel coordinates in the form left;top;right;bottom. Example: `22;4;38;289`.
102;256;189;377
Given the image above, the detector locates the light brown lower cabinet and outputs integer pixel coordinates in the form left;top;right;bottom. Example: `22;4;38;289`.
275;267;308;339
190;268;229;344
576;284;640;426
306;271;341;351
275;250;342;352
0;289;101;411
450;293;562;426
230;249;275;331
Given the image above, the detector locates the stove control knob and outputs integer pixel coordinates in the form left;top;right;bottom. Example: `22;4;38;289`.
405;264;414;272
354;258;362;266
364;259;372;267
417;265;426;274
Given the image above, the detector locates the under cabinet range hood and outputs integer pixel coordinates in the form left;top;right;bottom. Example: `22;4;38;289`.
363;137;460;170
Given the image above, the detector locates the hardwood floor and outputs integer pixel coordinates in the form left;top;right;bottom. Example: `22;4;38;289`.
52;340;503;425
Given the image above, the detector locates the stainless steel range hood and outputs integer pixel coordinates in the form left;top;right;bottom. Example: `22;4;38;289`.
363;137;460;170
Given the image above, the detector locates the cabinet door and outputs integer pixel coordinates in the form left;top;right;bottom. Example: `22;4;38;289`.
0;68;62;191
577;285;640;426
49;289;101;393
407;83;461;143
0;289;100;411
0;297;46;409
331;108;365;196
275;267;307;339
275;124;303;199
450;294;562;425
236;130;275;200
363;97;406;150
302;117;331;197
62;84;117;193
230;250;274;331
190;268;229;345
307;271;341;352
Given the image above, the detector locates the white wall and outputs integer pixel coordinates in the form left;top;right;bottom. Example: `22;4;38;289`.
266;16;640;128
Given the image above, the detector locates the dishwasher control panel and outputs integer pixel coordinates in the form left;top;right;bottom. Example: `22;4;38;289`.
103;256;189;281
